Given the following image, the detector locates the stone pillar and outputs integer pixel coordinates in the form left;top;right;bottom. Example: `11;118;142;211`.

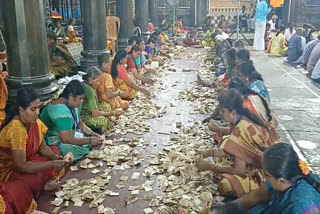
116;0;134;50
149;0;159;27
135;0;149;38
80;0;108;71
1;0;58;103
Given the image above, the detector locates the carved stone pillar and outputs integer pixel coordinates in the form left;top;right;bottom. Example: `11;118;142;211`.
116;0;134;50
149;0;159;27
135;0;149;38
80;0;108;71
1;0;58;103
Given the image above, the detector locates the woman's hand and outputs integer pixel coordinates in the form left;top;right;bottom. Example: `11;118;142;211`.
91;137;103;147
52;160;68;171
196;160;215;172
208;120;220;132
202;149;215;158
202;116;212;124
141;88;151;97
144;78;154;84
119;92;130;99
113;109;122;118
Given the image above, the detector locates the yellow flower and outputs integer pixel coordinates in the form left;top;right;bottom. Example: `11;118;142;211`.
299;160;310;176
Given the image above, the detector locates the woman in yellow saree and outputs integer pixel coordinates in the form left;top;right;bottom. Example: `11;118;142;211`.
197;89;279;198
270;25;288;57
111;50;150;99
0;74;8;127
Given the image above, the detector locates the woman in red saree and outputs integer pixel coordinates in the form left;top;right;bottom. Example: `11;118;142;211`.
0;86;67;198
0;180;37;214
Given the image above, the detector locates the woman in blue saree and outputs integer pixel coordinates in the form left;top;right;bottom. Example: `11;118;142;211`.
224;143;320;214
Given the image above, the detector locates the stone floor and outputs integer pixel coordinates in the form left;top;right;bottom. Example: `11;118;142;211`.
37;46;320;213
251;50;320;168
37;48;207;214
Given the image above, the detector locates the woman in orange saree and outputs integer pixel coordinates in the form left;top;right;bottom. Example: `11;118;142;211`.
96;53;129;110
0;74;8;127
111;50;151;99
197;89;280;198
0;86;67;197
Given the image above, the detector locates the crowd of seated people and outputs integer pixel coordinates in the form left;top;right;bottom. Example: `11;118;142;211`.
199;45;320;213
263;20;320;84
0;23;177;212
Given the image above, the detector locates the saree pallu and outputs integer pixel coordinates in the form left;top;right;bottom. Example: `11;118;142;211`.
0;181;37;214
0;121;61;196
218;118;278;197
113;78;137;99
244;95;281;144
0;75;8;126
50;42;77;76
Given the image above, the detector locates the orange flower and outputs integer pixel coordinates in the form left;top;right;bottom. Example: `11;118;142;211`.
299;160;310;176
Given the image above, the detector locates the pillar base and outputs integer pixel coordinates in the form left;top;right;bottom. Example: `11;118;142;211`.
80;49;110;72
6;73;58;105
118;37;129;51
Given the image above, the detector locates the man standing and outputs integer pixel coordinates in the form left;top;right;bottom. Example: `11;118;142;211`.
253;0;272;51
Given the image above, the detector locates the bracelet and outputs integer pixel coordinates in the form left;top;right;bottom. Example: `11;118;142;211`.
212;149;217;157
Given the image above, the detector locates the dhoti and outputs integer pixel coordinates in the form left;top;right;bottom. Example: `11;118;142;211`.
253;22;266;51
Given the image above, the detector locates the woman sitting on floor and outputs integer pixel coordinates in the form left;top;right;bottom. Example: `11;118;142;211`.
287;27;306;63
238;60;270;103
112;50;151;99
229;143;320;214
0;86;67;196
82;66;123;134
209;78;280;144
270;25;288;57
197;89;279;198
40;80;103;162
145;38;164;65
127;45;153;84
135;38;154;78
96;53;130;111
47;30;77;77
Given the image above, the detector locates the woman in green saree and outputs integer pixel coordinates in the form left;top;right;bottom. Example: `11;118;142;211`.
40;80;103;162
82;66;122;134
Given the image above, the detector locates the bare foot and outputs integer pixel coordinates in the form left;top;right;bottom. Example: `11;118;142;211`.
43;180;59;191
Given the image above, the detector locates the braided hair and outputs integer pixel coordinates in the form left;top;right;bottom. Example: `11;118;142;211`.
264;143;320;193
229;78;272;123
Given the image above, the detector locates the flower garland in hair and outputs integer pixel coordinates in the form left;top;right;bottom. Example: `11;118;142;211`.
299;160;310;176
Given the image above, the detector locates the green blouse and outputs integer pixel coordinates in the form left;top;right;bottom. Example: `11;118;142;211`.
40;104;91;162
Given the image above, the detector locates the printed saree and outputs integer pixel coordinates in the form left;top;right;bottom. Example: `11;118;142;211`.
218;118;279;197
